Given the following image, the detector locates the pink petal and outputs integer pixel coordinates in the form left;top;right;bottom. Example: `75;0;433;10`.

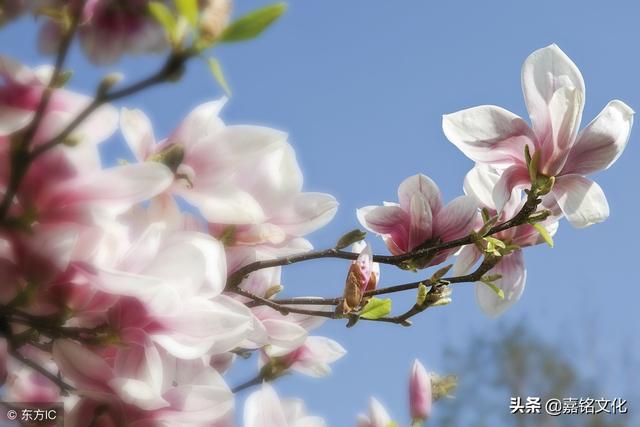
442;105;535;168
562;100;634;175
551;174;609;228
491;164;530;211
397;173;442;214
521;44;585;139
244;383;288;427
120;108;157;161
475;250;526;317
434;195;478;242
408;194;433;250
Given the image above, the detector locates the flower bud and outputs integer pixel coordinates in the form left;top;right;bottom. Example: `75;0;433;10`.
409;359;432;422
200;0;232;43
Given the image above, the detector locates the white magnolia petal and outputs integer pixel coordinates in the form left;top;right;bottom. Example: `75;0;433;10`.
521;44;585;137
42;163;173;214
181;186;266;225
442;105;535;167
0;105;32;135
452;245;482;276
261;318;308;350
551;174;609;228
491;165;530;211
397;174;442;213
244;383;288;427
463;163;501;209
170;99;227;146
52;339;113;391
476;251;526;317
120;108;156;161
563;100;634;175
275;192;338;237
108;378;169;411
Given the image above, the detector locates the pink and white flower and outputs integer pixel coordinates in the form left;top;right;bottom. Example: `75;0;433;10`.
120;100;338;257
260;336;346;378
357;173;478;267
454;164;559;317
409;359;432;422
54;338;234;426
443;44;634;228
40;0;167;65
244;382;326;427
357;397;393;427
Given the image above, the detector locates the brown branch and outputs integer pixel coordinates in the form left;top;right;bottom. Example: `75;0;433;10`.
9;348;74;394
225;189;541;291
0;2;86;219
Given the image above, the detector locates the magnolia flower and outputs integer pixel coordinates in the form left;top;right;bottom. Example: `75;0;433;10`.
39;0;166;65
340;241;379;313
244;382;326;427
54;338;234;426
260;336;346;378
75;224;253;358
120;100;337;256
358;174;478;267
409;360;432;422
0;55;117;141
357;397;393;427
454;164;559;317
443;44;634;228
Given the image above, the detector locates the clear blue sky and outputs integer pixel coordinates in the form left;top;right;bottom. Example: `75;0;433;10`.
2;1;639;425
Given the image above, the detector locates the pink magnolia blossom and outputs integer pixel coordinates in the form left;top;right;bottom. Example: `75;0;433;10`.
261;336;346;378
443;44;634;228
357;173;478;267
40;0;166;65
120;100;338;257
244;382;326;427
54;337;234;426
409;359;432;422
454;164;559;317
75;224;254;359
341;241;379;313
357;397;393;427
227;257;329;353
0;55;117;141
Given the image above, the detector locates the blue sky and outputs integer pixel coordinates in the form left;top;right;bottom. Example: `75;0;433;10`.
2;0;639;425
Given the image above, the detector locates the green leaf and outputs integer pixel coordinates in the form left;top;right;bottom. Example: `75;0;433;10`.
360;297;391;320
386;422;400;427
533;223;554;248
207;57;232;96
220;3;287;42
149;2;177;38
480;278;504;299
335;229;366;249
174;0;198;28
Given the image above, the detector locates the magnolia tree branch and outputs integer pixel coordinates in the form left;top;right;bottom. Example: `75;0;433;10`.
0;40;194;223
225;188;542;292
0;1;86;219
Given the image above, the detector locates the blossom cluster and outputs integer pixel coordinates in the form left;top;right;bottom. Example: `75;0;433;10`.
0;2;634;424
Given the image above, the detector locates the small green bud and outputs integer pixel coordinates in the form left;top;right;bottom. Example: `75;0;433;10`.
335;229;367;249
416;283;428;306
264;284;283;300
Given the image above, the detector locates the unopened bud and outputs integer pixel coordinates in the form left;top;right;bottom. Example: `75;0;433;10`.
200;0;232;43
335;229;366;249
98;72;124;95
264;285;283;300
